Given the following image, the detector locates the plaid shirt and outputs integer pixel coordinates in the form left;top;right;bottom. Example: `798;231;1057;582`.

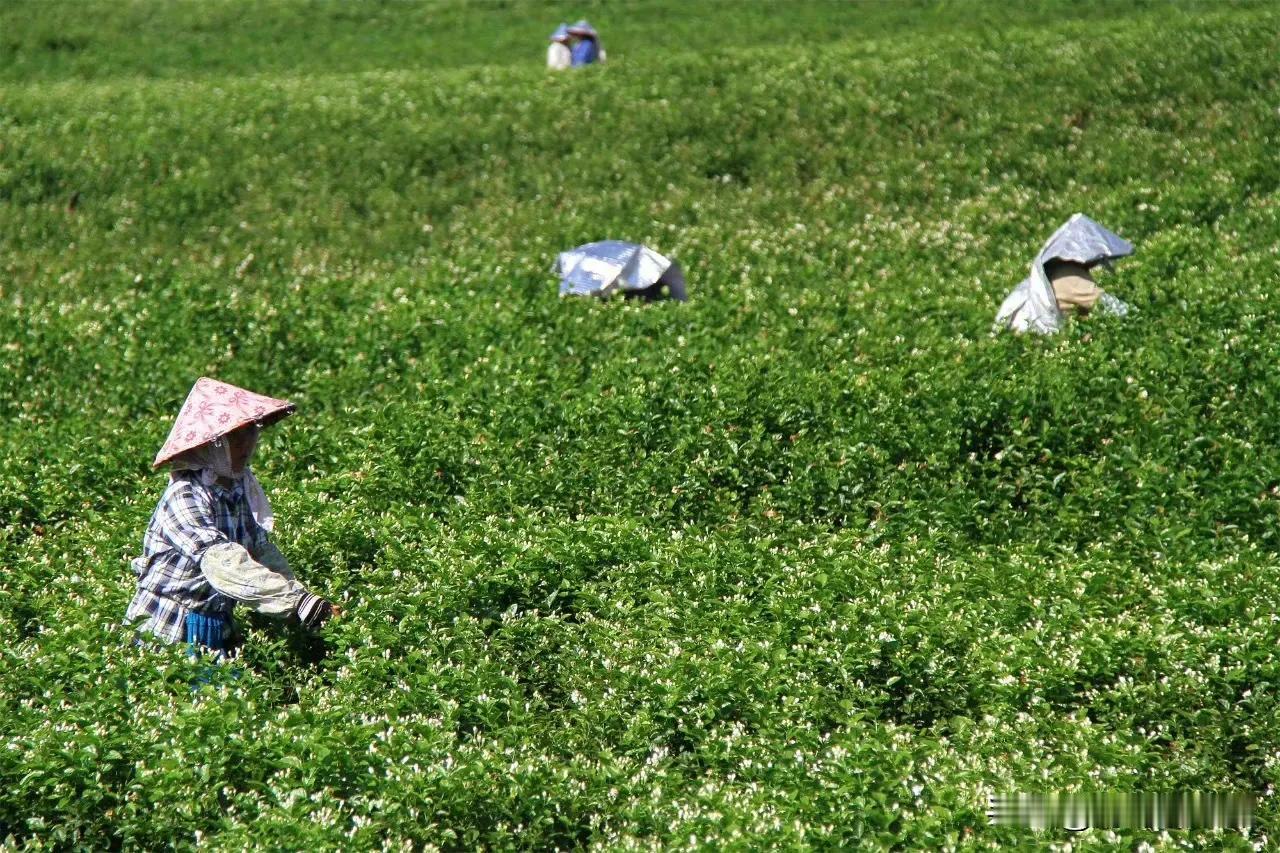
125;469;268;644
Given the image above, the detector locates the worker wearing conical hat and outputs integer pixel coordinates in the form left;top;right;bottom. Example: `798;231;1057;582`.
994;213;1134;335
568;20;605;66
125;378;338;656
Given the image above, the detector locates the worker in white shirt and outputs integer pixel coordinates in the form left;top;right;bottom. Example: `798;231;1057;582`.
547;24;572;70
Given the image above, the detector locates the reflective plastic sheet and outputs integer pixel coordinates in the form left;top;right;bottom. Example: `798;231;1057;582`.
556;240;674;298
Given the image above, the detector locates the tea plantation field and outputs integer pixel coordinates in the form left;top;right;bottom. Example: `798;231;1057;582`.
3;0;1280;848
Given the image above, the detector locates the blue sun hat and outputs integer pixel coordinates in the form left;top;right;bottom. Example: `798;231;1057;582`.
554;240;687;302
567;19;598;39
550;23;570;42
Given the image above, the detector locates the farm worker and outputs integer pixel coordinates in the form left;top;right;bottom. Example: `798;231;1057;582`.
568;20;605;66
547;23;572;70
1046;260;1107;315
994;213;1134;334
124;378;338;658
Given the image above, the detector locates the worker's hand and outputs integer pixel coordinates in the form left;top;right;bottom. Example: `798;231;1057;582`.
296;593;338;630
329;605;343;620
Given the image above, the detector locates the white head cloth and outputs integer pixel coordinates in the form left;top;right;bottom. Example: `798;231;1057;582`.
167;431;277;532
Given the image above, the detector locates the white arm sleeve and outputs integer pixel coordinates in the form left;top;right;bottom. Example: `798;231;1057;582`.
253;539;296;581
202;542;305;617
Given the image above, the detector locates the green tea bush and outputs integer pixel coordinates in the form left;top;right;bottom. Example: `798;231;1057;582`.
2;0;1280;848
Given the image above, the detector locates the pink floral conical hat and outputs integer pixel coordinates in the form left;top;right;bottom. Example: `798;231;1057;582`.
153;377;296;468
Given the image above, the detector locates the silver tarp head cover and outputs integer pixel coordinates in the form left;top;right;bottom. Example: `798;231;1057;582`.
994;213;1134;335
555;241;686;301
1039;214;1134;269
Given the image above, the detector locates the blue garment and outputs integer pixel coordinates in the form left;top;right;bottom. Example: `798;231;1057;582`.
186;611;237;689
571;38;600;66
186;611;230;655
